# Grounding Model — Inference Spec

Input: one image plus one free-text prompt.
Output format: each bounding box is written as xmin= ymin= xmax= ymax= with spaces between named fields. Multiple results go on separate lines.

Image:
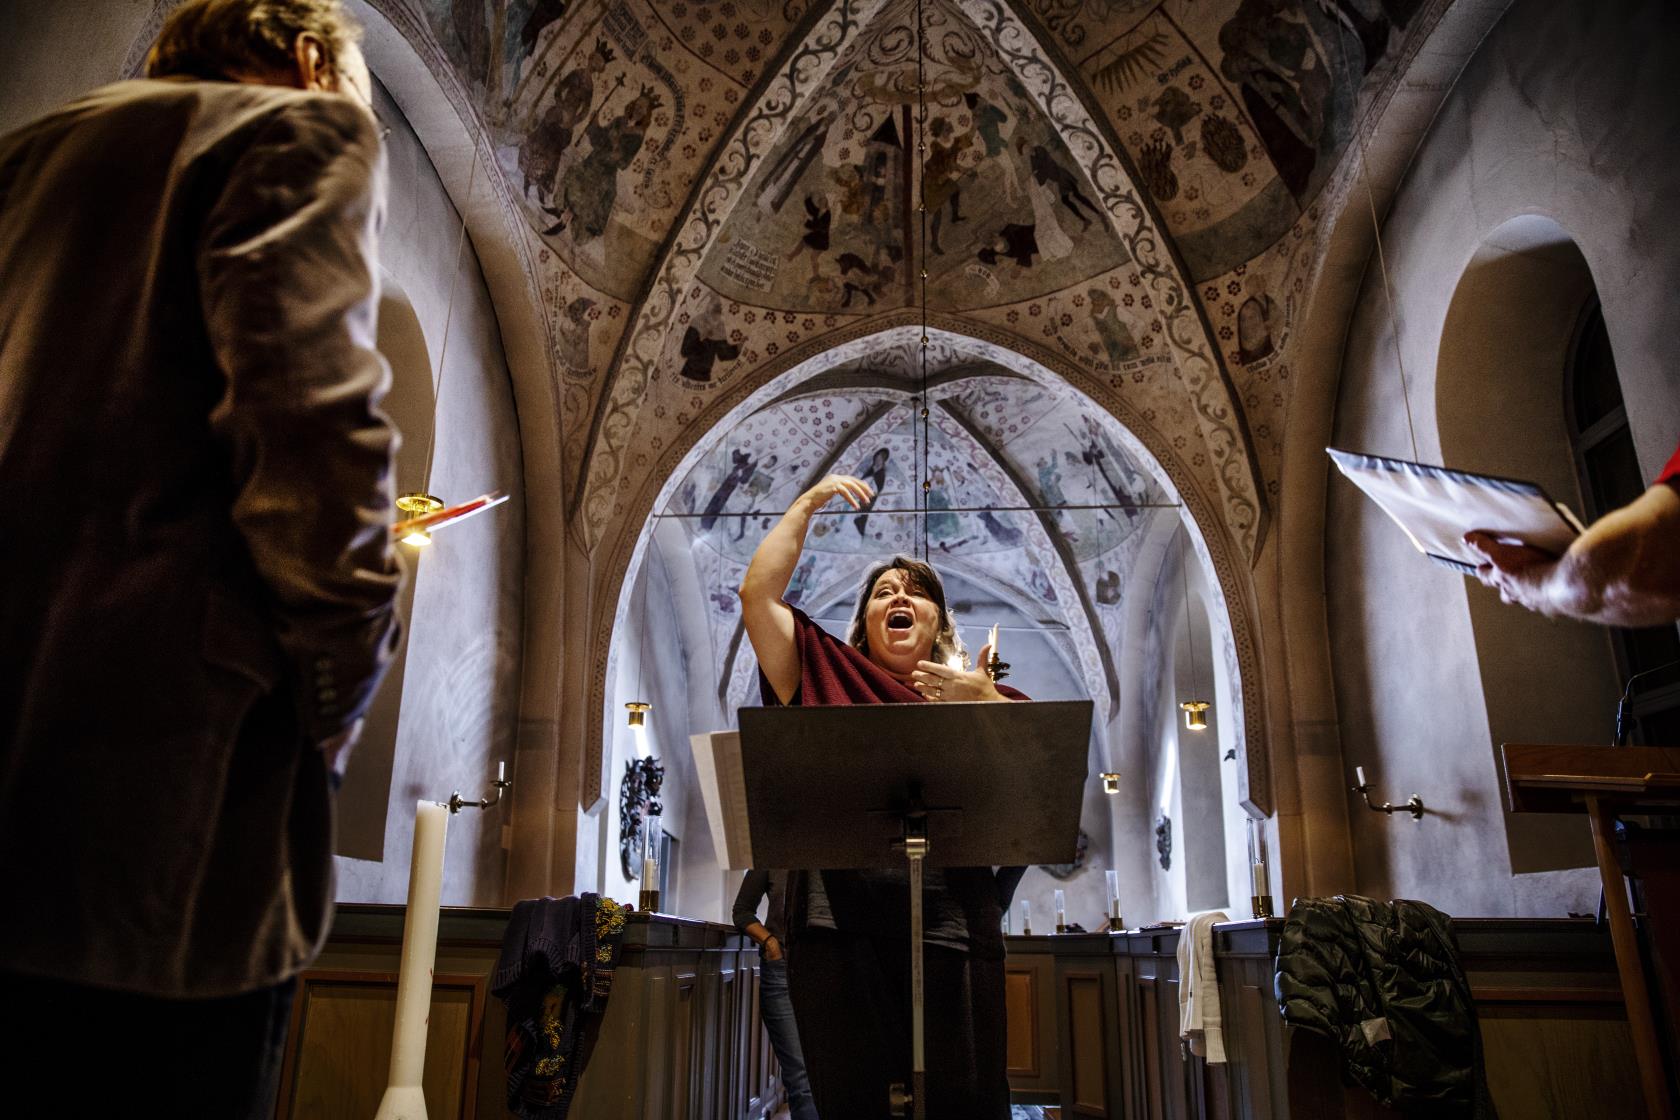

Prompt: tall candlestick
xmin=1106 ymin=869 xmax=1123 ymax=932
xmin=640 ymin=814 xmax=662 ymax=912
xmin=374 ymin=800 xmax=449 ymax=1120
xmin=1020 ymin=899 xmax=1033 ymax=936
xmin=1247 ymin=815 xmax=1273 ymax=920
xmin=1054 ymin=889 xmax=1067 ymax=933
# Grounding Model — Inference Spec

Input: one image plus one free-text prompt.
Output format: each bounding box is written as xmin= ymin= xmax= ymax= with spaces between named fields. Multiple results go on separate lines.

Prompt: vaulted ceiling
xmin=400 ymin=0 xmax=1435 ymax=758
xmin=420 ymin=0 xmax=1427 ymax=541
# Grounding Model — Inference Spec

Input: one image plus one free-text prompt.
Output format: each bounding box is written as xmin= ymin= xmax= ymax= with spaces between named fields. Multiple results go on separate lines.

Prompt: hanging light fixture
xmin=1178 ymin=533 xmax=1211 ymax=732
xmin=624 ymin=572 xmax=654 ymax=729
xmin=395 ymin=492 xmax=444 ymax=547
xmin=1100 ymin=772 xmax=1122 ymax=794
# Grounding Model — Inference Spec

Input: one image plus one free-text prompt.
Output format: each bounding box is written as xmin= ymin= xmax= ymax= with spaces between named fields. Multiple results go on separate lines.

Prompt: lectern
xmin=732 ymin=700 xmax=1092 ymax=1120
xmin=1503 ymin=743 xmax=1680 ymax=1120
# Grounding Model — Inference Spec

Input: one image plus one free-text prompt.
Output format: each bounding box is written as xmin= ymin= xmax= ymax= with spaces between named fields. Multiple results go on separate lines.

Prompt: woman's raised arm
xmin=738 ymin=474 xmax=874 ymax=703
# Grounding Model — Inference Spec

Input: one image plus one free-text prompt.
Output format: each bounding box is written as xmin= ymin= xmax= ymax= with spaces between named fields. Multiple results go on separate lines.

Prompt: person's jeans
xmin=761 ymin=957 xmax=820 ymax=1120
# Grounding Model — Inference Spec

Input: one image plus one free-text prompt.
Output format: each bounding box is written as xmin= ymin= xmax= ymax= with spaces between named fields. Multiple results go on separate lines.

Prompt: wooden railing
xmin=275 ymin=907 xmax=781 ymax=1120
xmin=281 ymin=907 xmax=1637 ymax=1118
xmin=1005 ymin=917 xmax=1644 ymax=1119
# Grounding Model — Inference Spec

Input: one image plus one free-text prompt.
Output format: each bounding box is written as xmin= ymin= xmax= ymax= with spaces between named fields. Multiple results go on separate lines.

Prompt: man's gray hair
xmin=146 ymin=0 xmax=362 ymax=83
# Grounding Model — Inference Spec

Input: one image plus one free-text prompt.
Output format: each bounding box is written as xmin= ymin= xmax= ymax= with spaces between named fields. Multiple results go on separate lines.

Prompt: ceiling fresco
xmin=408 ymin=0 xmax=1432 ymax=544
xmin=696 ymin=0 xmax=1132 ymax=313
xmin=1024 ymin=0 xmax=1425 ymax=279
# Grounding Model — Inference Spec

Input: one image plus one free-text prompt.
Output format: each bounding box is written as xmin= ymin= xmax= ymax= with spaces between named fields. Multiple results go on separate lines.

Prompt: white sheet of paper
xmin=690 ymin=730 xmax=753 ymax=870
xmin=1328 ymin=448 xmax=1584 ymax=572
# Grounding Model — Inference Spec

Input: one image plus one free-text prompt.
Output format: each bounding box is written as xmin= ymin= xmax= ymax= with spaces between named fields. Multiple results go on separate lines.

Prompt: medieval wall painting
xmin=1028 ymin=0 xmax=1424 ymax=280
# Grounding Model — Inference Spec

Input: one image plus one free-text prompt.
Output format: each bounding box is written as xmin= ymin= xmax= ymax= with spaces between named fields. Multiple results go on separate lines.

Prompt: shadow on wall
xmin=1436 ymin=214 xmax=1615 ymax=875
xmin=336 ymin=275 xmax=435 ymax=861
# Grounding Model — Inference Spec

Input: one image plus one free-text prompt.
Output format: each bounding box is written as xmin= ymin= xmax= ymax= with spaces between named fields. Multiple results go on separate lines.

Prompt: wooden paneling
xmin=1004 ymin=939 xmax=1061 ymax=1105
xmin=276 ymin=969 xmax=484 ymax=1120
xmin=1065 ymin=971 xmax=1110 ymax=1115
xmin=1006 ymin=966 xmax=1039 ymax=1075
xmin=1478 ymin=997 xmax=1642 ymax=1118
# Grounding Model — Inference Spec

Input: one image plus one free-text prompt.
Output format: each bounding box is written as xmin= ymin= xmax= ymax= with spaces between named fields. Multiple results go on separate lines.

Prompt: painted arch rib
xmin=967 ymin=0 xmax=1266 ymax=563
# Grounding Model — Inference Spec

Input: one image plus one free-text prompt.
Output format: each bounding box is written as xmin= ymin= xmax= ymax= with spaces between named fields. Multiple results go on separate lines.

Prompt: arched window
xmin=1564 ymin=299 xmax=1680 ymax=744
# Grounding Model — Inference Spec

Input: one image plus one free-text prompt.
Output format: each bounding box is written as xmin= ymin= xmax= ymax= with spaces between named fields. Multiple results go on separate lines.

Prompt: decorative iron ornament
xmin=618 ymin=756 xmax=665 ymax=880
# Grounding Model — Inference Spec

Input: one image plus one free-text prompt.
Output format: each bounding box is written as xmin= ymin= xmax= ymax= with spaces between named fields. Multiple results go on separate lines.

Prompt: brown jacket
xmin=0 ymin=78 xmax=401 ymax=997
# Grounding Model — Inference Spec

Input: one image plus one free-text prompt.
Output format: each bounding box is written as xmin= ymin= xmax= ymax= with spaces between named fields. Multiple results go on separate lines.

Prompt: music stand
xmin=736 ymin=700 xmax=1092 ymax=1120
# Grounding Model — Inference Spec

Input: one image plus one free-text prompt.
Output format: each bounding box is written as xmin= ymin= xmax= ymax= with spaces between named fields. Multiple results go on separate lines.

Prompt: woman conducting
xmin=737 ymin=473 xmax=1026 ymax=1120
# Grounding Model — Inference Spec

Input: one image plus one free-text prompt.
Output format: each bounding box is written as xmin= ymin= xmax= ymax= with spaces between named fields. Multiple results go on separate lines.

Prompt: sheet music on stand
xmin=691 ymin=730 xmax=752 ymax=870
xmin=1328 ymin=448 xmax=1586 ymax=573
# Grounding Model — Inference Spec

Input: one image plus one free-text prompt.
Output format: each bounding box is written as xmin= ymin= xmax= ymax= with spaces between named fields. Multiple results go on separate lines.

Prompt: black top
xmin=732 ymin=868 xmax=787 ymax=941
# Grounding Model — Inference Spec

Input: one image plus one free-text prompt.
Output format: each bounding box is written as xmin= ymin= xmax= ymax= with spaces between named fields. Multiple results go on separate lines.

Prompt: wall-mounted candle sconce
xmin=447 ymin=759 xmax=511 ymax=815
xmin=1352 ymin=765 xmax=1425 ymax=821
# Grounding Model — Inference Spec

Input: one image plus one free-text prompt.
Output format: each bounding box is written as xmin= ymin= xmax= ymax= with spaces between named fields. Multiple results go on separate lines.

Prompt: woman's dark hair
xmin=146 ymin=0 xmax=362 ymax=83
xmin=846 ymin=555 xmax=967 ymax=666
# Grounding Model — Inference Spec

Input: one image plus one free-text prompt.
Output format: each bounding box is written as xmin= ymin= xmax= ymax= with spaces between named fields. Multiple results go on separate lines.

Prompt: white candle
xmin=1355 ymin=765 xmax=1367 ymax=788
xmin=375 ymin=800 xmax=449 ymax=1120
xmin=1252 ymin=860 xmax=1267 ymax=899
xmin=643 ymin=856 xmax=658 ymax=887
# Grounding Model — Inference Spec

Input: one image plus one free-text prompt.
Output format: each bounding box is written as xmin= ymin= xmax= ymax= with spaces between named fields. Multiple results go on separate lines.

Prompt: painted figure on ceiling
xmin=926 ymin=467 xmax=960 ymax=543
xmin=701 ymin=449 xmax=758 ymax=532
xmin=521 ymin=38 xmax=614 ymax=202
xmin=977 ymin=223 xmax=1039 ymax=269
xmin=853 ymin=447 xmax=891 ymax=536
xmin=923 ymin=117 xmax=975 ymax=254
xmin=554 ymin=293 xmax=595 ymax=375
xmin=679 ymin=300 xmax=741 ymax=384
xmin=980 ymin=510 xmax=1023 ymax=547
xmin=965 ymin=90 xmax=1018 ymax=201
xmin=514 ymin=0 xmax=568 ymax=84
xmin=759 ymin=114 xmax=834 ymax=215
xmin=545 ymin=78 xmax=664 ymax=243
xmin=1028 ymin=144 xmax=1102 ymax=230
xmin=733 ymin=454 xmax=782 ymax=541
xmin=1217 ymin=0 xmax=1334 ymax=198
xmin=785 ymin=553 xmax=818 ymax=607
xmin=1236 ymin=290 xmax=1276 ymax=365
xmin=1088 ymin=289 xmax=1140 ymax=367
xmin=1026 ymin=157 xmax=1073 ymax=262
xmin=785 ymin=194 xmax=832 ymax=286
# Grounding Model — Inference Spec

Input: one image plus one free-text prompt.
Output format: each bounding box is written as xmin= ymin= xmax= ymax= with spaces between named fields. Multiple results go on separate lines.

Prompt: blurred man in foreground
xmin=0 ymin=1 xmax=400 ymax=1111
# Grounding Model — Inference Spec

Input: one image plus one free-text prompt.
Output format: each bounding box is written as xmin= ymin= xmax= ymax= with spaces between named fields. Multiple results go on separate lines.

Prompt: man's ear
xmin=290 ymin=32 xmax=335 ymax=92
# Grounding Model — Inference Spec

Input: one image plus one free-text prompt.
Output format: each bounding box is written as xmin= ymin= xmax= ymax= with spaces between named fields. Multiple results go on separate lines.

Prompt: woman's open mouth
xmin=886 ymin=608 xmax=915 ymax=631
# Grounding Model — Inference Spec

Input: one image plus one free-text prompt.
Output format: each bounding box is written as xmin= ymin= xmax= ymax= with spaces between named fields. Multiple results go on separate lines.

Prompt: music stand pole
xmin=901 ymin=793 xmax=929 ymax=1120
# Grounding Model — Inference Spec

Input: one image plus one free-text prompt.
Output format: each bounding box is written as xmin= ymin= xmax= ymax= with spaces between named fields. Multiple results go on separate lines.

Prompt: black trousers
xmin=787 ymin=927 xmax=1009 ymax=1120
xmin=1 ymin=972 xmax=297 ymax=1119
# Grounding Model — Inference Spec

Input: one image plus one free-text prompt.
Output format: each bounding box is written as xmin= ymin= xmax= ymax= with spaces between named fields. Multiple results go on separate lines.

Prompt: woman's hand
xmin=910 ymin=643 xmax=1007 ymax=703
xmin=799 ymin=474 xmax=875 ymax=511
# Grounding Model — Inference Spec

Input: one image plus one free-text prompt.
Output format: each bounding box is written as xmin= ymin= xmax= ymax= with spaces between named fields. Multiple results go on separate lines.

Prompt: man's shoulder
xmin=7 ymin=79 xmax=373 ymax=155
